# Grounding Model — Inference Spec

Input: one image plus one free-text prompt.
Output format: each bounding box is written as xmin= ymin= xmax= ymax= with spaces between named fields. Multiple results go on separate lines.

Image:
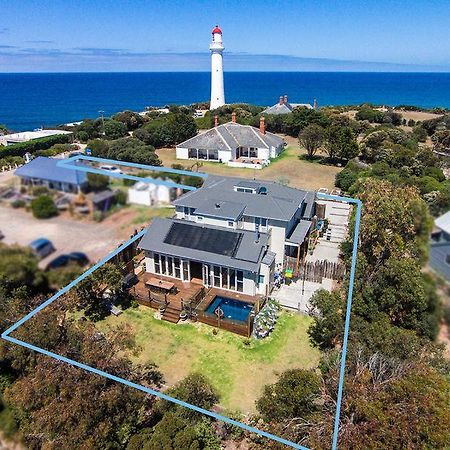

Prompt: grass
xmin=156 ymin=138 xmax=341 ymax=191
xmin=126 ymin=205 xmax=174 ymax=225
xmin=97 ymin=306 xmax=320 ymax=413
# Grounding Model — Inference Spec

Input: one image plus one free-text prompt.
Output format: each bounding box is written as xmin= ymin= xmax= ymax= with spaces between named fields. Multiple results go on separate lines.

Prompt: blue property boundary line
xmin=1 ymin=158 xmax=361 ymax=450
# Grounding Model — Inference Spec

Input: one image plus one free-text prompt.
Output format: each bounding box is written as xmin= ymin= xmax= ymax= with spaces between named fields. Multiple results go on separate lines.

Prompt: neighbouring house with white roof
xmin=0 ymin=129 xmax=72 ymax=146
xmin=262 ymin=95 xmax=314 ymax=115
xmin=176 ymin=114 xmax=285 ymax=169
xmin=430 ymin=210 xmax=450 ymax=281
xmin=127 ymin=181 xmax=177 ymax=207
xmin=138 ymin=175 xmax=316 ymax=298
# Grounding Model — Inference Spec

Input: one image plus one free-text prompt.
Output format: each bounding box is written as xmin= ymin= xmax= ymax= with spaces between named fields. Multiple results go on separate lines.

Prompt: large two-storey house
xmin=138 ymin=175 xmax=316 ymax=298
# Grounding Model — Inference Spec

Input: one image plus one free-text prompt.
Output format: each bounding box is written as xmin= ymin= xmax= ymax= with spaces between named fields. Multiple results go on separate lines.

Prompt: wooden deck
xmin=131 ymin=273 xmax=264 ymax=335
xmin=196 ymin=288 xmax=265 ymax=337
xmin=132 ymin=273 xmax=205 ymax=323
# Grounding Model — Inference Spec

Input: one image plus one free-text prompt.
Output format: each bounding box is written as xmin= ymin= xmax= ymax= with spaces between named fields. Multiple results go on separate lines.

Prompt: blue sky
xmin=1 ymin=0 xmax=449 ymax=72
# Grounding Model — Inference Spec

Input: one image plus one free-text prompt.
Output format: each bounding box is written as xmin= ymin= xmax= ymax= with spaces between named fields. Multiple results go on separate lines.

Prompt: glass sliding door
xmin=236 ymin=270 xmax=244 ymax=292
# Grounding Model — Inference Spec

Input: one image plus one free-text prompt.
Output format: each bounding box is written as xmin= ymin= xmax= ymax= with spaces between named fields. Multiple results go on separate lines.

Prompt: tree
xmin=31 ymin=195 xmax=58 ymax=219
xmin=298 ymin=124 xmax=325 ymax=158
xmin=113 ymin=110 xmax=145 ymax=131
xmin=308 ymin=290 xmax=345 ymax=350
xmin=256 ymin=369 xmax=321 ymax=422
xmin=3 ymin=310 xmax=163 ymax=450
xmin=73 ymin=263 xmax=123 ymax=320
xmin=87 ymin=172 xmax=109 ymax=191
xmin=367 ymin=257 xmax=428 ymax=331
xmin=325 ymin=125 xmax=359 ymax=161
xmin=87 ymin=138 xmax=109 ymax=156
xmin=134 ymin=113 xmax=197 ymax=148
xmin=356 ymin=179 xmax=432 ymax=268
xmin=108 ymin=138 xmax=161 ymax=165
xmin=0 ymin=245 xmax=48 ymax=296
xmin=156 ymin=373 xmax=219 ymax=420
xmin=104 ymin=119 xmax=128 ymax=140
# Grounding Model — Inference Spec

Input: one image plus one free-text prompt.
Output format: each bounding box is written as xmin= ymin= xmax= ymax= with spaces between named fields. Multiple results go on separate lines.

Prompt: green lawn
xmin=97 ymin=306 xmax=320 ymax=413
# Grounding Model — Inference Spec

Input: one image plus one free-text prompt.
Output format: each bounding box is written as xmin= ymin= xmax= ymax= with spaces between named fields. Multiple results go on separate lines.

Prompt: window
xmin=229 ymin=269 xmax=236 ymax=290
xmin=154 ymin=253 xmax=161 ymax=274
xmin=228 ymin=221 xmax=234 ymax=227
xmin=183 ymin=261 xmax=189 ymax=281
xmin=236 ymin=270 xmax=244 ymax=292
xmin=213 ymin=266 xmax=221 ymax=287
xmin=197 ymin=216 xmax=203 ymax=222
xmin=221 ymin=267 xmax=229 ymax=289
xmin=174 ymin=258 xmax=181 ymax=278
xmin=167 ymin=256 xmax=173 ymax=276
xmin=258 ymin=274 xmax=265 ymax=285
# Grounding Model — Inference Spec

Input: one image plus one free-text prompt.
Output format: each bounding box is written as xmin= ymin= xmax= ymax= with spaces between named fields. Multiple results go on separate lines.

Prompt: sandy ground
xmin=342 ymin=109 xmax=442 ymax=123
xmin=0 ymin=205 xmax=122 ymax=267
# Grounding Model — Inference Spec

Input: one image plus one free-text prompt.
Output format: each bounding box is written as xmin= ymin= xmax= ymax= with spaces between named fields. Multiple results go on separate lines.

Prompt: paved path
xmin=0 ymin=205 xmax=122 ymax=267
xmin=274 ymin=200 xmax=351 ymax=312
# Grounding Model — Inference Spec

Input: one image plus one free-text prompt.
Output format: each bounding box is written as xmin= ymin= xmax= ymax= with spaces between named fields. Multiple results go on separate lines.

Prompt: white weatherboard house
xmin=138 ymin=175 xmax=316 ymax=297
xmin=176 ymin=115 xmax=285 ymax=168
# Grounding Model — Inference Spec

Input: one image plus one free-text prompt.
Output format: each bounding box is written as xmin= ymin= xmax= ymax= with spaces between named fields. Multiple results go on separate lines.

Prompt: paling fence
xmin=298 ymin=260 xmax=346 ymax=283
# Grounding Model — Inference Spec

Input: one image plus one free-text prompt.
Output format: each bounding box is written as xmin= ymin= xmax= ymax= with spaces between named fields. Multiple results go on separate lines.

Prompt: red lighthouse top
xmin=212 ymin=25 xmax=222 ymax=35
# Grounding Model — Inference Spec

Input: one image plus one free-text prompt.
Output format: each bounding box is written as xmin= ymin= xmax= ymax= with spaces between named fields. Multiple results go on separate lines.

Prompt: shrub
xmin=87 ymin=172 xmax=109 ymax=191
xmin=115 ymin=190 xmax=127 ymax=205
xmin=31 ymin=195 xmax=58 ymax=219
xmin=0 ymin=133 xmax=71 ymax=158
xmin=11 ymin=199 xmax=26 ymax=208
xmin=32 ymin=186 xmax=50 ymax=196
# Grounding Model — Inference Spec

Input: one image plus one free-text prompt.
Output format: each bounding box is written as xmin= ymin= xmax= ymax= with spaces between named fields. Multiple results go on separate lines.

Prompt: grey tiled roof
xmin=262 ymin=250 xmax=276 ymax=266
xmin=138 ymin=218 xmax=269 ymax=272
xmin=176 ymin=122 xmax=284 ymax=150
xmin=286 ymin=220 xmax=312 ymax=245
xmin=195 ymin=201 xmax=245 ymax=221
xmin=262 ymin=102 xmax=313 ymax=115
xmin=174 ymin=175 xmax=316 ymax=222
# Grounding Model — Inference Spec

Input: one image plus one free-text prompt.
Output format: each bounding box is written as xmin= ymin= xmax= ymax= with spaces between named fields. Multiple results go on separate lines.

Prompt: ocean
xmin=1 ymin=72 xmax=449 ymax=131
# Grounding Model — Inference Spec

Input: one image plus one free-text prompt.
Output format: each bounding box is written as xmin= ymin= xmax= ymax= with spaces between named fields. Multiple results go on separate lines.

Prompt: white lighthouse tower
xmin=209 ymin=25 xmax=225 ymax=110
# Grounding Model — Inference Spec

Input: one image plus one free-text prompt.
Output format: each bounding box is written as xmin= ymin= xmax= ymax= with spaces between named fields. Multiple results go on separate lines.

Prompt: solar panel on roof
xmin=164 ymin=222 xmax=242 ymax=256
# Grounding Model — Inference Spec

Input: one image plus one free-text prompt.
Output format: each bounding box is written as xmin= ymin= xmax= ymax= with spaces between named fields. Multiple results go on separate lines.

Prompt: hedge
xmin=0 ymin=133 xmax=71 ymax=158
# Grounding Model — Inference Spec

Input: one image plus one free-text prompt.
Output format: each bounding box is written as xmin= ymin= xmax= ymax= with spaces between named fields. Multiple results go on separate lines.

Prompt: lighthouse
xmin=209 ymin=25 xmax=225 ymax=110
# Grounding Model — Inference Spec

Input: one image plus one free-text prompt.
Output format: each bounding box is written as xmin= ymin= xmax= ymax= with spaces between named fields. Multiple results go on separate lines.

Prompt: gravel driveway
xmin=0 ymin=205 xmax=122 ymax=268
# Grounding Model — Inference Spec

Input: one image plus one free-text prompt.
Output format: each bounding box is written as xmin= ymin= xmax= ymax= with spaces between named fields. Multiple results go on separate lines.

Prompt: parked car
xmin=68 ymin=252 xmax=89 ymax=266
xmin=100 ymin=165 xmax=122 ymax=174
xmin=29 ymin=238 xmax=55 ymax=259
xmin=45 ymin=254 xmax=71 ymax=270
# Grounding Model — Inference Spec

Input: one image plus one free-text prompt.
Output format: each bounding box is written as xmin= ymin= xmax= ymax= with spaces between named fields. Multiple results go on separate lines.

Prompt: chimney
xmin=313 ymin=99 xmax=317 ymax=109
xmin=231 ymin=111 xmax=236 ymax=123
xmin=284 ymin=95 xmax=288 ymax=104
xmin=279 ymin=95 xmax=284 ymax=105
xmin=259 ymin=116 xmax=266 ymax=134
xmin=214 ymin=115 xmax=219 ymax=127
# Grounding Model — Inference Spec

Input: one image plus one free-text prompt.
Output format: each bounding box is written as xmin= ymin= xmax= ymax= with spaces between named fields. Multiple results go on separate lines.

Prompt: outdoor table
xmin=146 ymin=277 xmax=175 ymax=293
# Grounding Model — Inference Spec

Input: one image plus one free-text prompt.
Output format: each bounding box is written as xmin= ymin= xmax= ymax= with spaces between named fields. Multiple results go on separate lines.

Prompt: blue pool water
xmin=205 ymin=296 xmax=253 ymax=323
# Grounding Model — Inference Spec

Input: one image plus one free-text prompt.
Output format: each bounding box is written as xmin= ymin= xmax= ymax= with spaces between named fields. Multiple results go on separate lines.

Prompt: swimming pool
xmin=205 ymin=296 xmax=253 ymax=323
